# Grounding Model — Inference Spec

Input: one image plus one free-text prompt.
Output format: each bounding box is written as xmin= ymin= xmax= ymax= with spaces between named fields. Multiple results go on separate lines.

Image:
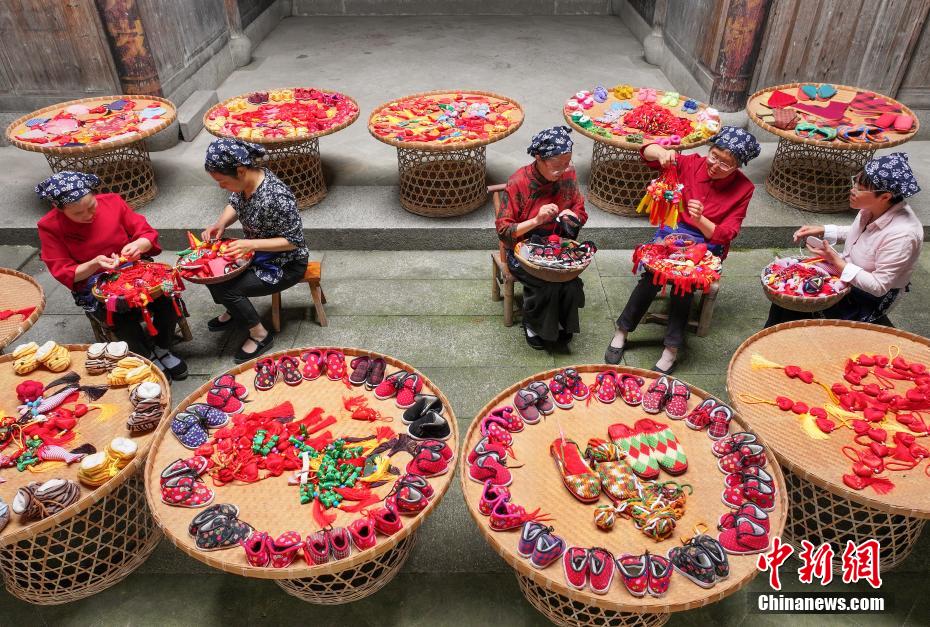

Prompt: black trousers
xmin=206 ymin=258 xmax=307 ymax=328
xmin=93 ymin=295 xmax=179 ymax=356
xmin=509 ymin=260 xmax=585 ymax=343
xmin=764 ymin=286 xmax=901 ymax=328
xmin=617 ymin=272 xmax=693 ymax=349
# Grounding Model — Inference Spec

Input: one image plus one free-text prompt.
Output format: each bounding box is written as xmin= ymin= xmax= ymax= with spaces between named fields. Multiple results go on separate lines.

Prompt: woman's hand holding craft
xmin=120 ymin=238 xmax=150 ymax=262
xmin=226 ymin=239 xmax=255 ymax=258
xmin=202 ymin=223 xmax=225 ymax=242
xmin=535 ymin=203 xmax=559 ymax=225
xmin=657 ymin=148 xmax=677 ymax=169
xmin=807 ymin=239 xmax=846 ymax=272
xmin=686 ymin=199 xmax=704 ymax=220
xmin=95 ymin=254 xmax=120 ymax=271
xmin=793 ymin=224 xmax=825 ymax=243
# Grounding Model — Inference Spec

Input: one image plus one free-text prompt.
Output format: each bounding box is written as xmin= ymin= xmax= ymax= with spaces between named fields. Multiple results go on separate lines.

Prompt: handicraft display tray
xmin=203 ymin=88 xmax=360 ymax=144
xmin=562 ymin=86 xmax=716 ymax=151
xmin=728 ymin=321 xmax=930 ymax=518
xmin=0 ymin=345 xmax=169 ymax=545
xmin=368 ymin=90 xmax=525 ymax=150
xmin=460 ymin=365 xmax=787 ymax=613
xmin=746 ymin=83 xmax=918 ymax=149
xmin=175 ymin=236 xmax=253 ymax=286
xmin=760 ymin=257 xmax=849 ymax=313
xmin=0 ymin=268 xmax=46 ymax=352
xmin=144 ymin=347 xmax=458 ymax=579
xmin=513 ymin=239 xmax=595 ymax=283
xmin=5 ymin=96 xmax=176 ymax=154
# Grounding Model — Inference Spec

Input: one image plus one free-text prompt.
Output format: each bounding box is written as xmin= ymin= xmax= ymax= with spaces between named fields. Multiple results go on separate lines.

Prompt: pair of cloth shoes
xmin=13 ymin=341 xmax=72 ymax=375
xmin=615 ymin=552 xmax=673 ymax=598
xmin=584 ymin=439 xmax=642 ymax=503
xmin=513 ymin=382 xmax=554 ymax=424
xmin=85 ymin=341 xmax=128 ymax=375
xmin=254 ymin=355 xmax=303 ymax=390
xmin=11 ymin=478 xmax=80 ymax=521
xmin=160 ymin=456 xmax=215 ymax=508
xmin=548 ymin=368 xmax=589 ymax=409
xmin=518 ymin=521 xmax=565 ymax=569
xmin=717 ymin=502 xmax=771 ymax=554
xmin=206 ymin=374 xmax=249 ymax=413
xmin=374 ymin=370 xmax=423 ymax=409
xmin=77 ymin=437 xmax=137 ymax=487
xmin=127 ymin=381 xmax=165 ymax=433
xmin=563 ymin=546 xmax=615 ymax=594
xmin=171 ymin=403 xmax=229 ymax=449
xmin=348 ymin=355 xmax=387 ymax=389
xmin=722 ymin=464 xmax=777 ymax=512
xmin=668 ymin=534 xmax=729 ymax=589
xmin=303 ymin=527 xmax=353 ymax=565
xmin=642 ymin=376 xmax=690 ymax=418
xmin=189 ymin=503 xmax=253 ymax=551
xmin=387 ymin=473 xmax=435 ymax=515
xmin=299 ymin=349 xmax=346 ymax=381
xmin=591 ymin=371 xmax=644 ymax=405
xmin=403 ymin=396 xmax=451 ymax=440
xmin=478 ymin=479 xmax=550 ymax=532
xmin=607 ymin=418 xmax=688 ymax=479
xmin=478 ymin=406 xmax=523 ymax=448
xmin=406 ymin=440 xmax=453 ymax=477
xmin=682 ymin=397 xmax=734 ymax=438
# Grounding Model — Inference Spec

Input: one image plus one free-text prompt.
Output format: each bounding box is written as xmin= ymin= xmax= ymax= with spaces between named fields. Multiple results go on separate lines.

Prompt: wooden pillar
xmin=94 ymin=0 xmax=163 ymax=96
xmin=707 ymin=0 xmax=773 ymax=112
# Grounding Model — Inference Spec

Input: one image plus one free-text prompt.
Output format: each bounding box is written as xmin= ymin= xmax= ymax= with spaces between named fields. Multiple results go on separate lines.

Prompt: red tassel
xmin=312 ymin=499 xmax=338 ymax=527
xmin=339 ymin=495 xmax=381 ymax=512
xmin=172 ymin=297 xmax=183 ymax=317
xmin=141 ymin=308 xmax=157 ymax=335
xmin=335 ymin=486 xmax=373 ymax=501
xmin=375 ymin=426 xmax=396 ymax=441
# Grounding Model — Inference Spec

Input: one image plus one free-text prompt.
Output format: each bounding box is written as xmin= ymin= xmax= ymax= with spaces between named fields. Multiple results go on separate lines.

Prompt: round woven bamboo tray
xmin=0 ymin=268 xmax=46 ymax=352
xmin=512 ymin=241 xmax=592 ymax=283
xmin=0 ymin=345 xmax=169 ymax=603
xmin=144 ymin=347 xmax=458 ymax=602
xmin=728 ymin=321 xmax=930 ymax=572
xmin=761 ymin=279 xmax=849 ymax=313
xmin=747 ymin=83 xmax=918 ymax=213
xmin=90 ymin=261 xmax=177 ymax=304
xmin=460 ymin=365 xmax=788 ymax=623
xmin=176 ymin=251 xmax=253 ymax=286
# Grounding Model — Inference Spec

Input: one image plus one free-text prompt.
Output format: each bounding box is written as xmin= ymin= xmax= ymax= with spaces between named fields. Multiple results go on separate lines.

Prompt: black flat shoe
xmin=652 ymin=361 xmax=676 ymax=375
xmin=164 ymin=357 xmax=189 ymax=381
xmin=604 ymin=344 xmax=625 ymax=365
xmin=402 ymin=395 xmax=444 ymax=424
xmin=234 ymin=334 xmax=275 ymax=364
xmin=208 ymin=315 xmax=234 ymax=332
xmin=557 ymin=330 xmax=574 ymax=344
xmin=408 ymin=410 xmax=452 ymax=440
xmin=524 ymin=326 xmax=545 ymax=351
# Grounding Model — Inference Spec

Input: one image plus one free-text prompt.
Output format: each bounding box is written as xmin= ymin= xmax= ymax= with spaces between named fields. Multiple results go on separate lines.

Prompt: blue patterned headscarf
xmin=710 ymin=126 xmax=761 ymax=166
xmin=204 ymin=138 xmax=267 ymax=172
xmin=864 ymin=153 xmax=920 ymax=198
xmin=35 ymin=171 xmax=100 ymax=206
xmin=528 ymin=126 xmax=574 ymax=159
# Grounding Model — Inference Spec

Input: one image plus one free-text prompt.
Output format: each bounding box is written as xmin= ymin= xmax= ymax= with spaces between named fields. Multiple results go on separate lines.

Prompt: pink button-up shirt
xmin=823 ymin=202 xmax=923 ymax=297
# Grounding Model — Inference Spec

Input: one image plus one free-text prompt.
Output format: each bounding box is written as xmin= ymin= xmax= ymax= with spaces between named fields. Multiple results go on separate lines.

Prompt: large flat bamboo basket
xmin=368 ymin=90 xmax=525 ymax=151
xmin=5 ymin=95 xmax=177 ymax=155
xmin=459 ymin=365 xmax=788 ymax=614
xmin=728 ymin=320 xmax=930 ymax=518
xmin=0 ymin=268 xmax=46 ymax=352
xmin=144 ymin=346 xmax=458 ymax=580
xmin=562 ymin=87 xmax=713 ymax=151
xmin=0 ymin=345 xmax=170 ymax=546
xmin=746 ymin=83 xmax=918 ymax=150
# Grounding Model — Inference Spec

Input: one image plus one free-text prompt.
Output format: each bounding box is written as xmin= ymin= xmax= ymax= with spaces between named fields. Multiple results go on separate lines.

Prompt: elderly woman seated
xmin=495 ymin=126 xmax=588 ymax=350
xmin=766 ymin=153 xmax=922 ymax=327
xmin=604 ymin=126 xmax=761 ymax=374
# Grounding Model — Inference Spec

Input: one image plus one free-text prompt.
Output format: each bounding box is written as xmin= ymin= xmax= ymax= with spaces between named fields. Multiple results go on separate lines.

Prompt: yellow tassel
xmin=798 ymin=413 xmax=830 ymax=440
xmin=635 ymin=195 xmax=652 ymax=217
xmin=750 ymin=354 xmax=783 ymax=371
xmin=28 ymin=461 xmax=66 ymax=473
xmin=360 ymin=456 xmax=393 ymax=484
xmin=87 ymin=403 xmax=119 ymax=423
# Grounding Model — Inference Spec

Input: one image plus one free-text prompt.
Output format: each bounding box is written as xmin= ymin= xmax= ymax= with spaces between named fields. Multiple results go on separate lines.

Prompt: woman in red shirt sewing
xmin=495 ymin=126 xmax=588 ymax=350
xmin=36 ymin=171 xmax=188 ymax=380
xmin=604 ymin=126 xmax=760 ymax=374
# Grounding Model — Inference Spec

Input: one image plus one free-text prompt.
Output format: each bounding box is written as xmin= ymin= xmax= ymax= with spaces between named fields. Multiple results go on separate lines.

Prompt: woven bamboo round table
xmin=368 ymin=90 xmax=524 ymax=217
xmin=204 ymin=89 xmax=359 ymax=209
xmin=460 ymin=365 xmax=787 ymax=627
xmin=746 ymin=83 xmax=919 ymax=213
xmin=5 ymin=96 xmax=177 ymax=209
xmin=728 ymin=321 xmax=930 ymax=573
xmin=0 ymin=345 xmax=169 ymax=604
xmin=563 ymin=88 xmax=714 ymax=216
xmin=0 ymin=268 xmax=45 ymax=352
xmin=144 ymin=347 xmax=458 ymax=604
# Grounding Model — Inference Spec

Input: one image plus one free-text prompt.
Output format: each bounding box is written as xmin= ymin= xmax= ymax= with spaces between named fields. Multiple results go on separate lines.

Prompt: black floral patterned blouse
xmin=229 ymin=168 xmax=308 ymax=284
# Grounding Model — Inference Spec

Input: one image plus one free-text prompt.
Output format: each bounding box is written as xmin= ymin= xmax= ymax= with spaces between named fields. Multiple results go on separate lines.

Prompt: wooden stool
xmin=86 ymin=313 xmax=193 ymax=343
xmin=642 ymin=280 xmax=720 ymax=338
xmin=489 ymin=185 xmax=520 ymax=327
xmin=270 ymin=261 xmax=328 ymax=332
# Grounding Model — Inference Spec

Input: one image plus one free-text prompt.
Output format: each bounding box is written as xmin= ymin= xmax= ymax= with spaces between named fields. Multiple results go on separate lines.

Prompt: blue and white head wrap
xmin=864 ymin=153 xmax=920 ymax=198
xmin=710 ymin=126 xmax=761 ymax=166
xmin=528 ymin=126 xmax=574 ymax=159
xmin=204 ymin=138 xmax=267 ymax=172
xmin=34 ymin=171 xmax=100 ymax=206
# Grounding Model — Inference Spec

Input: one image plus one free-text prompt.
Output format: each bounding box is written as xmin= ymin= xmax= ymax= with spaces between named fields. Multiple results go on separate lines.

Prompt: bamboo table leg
xmin=782 ymin=467 xmax=926 ymax=573
xmin=396 ymin=146 xmax=488 ymax=217
xmin=44 ymin=140 xmax=158 ymax=209
xmin=765 ymin=139 xmax=875 ymax=213
xmin=587 ymin=142 xmax=654 ymax=216
xmin=259 ymin=138 xmax=327 ymax=209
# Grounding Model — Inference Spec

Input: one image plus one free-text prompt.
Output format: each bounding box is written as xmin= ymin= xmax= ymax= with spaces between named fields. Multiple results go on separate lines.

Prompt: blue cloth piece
xmin=205 ymin=138 xmax=267 ymax=172
xmin=864 ymin=152 xmax=920 ymax=198
xmin=710 ymin=126 xmax=761 ymax=165
xmin=527 ymin=125 xmax=573 ymax=158
xmin=251 ymin=251 xmax=285 ymax=284
xmin=34 ymin=171 xmax=100 ymax=205
xmin=652 ymin=224 xmax=723 ymax=257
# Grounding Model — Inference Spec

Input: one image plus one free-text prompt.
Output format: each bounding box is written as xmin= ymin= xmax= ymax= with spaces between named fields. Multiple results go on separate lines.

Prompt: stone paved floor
xmin=1 ymin=244 xmax=929 ymax=625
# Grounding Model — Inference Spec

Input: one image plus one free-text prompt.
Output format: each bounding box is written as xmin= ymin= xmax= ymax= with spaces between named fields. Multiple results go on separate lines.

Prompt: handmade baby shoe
xmin=593 ymin=371 xmax=618 ymax=404
xmin=527 ymin=381 xmax=554 ymax=416
xmin=585 ymin=439 xmax=641 ymax=502
xmin=724 ymin=466 xmax=774 ymax=489
xmin=518 ymin=522 xmax=552 ymax=558
xmin=195 ymin=515 xmax=253 ymax=552
xmin=722 ymin=477 xmax=776 ymax=511
xmin=562 ymin=368 xmax=589 ymax=401
xmin=304 ymin=530 xmax=332 ymax=565
xmin=608 ymin=423 xmax=660 ymax=480
xmin=277 ymin=355 xmax=303 ymax=386
xmin=717 ymin=517 xmax=770 ymax=555
xmin=468 ymin=453 xmax=512 ymax=486
xmin=480 ymin=415 xmax=514 ymax=448
xmin=408 ymin=410 xmax=452 ymax=442
xmin=587 ymin=547 xmax=616 ymax=595
xmin=85 ymin=343 xmax=110 ymax=375
xmin=349 ymin=355 xmax=373 ymax=386
xmin=324 ymin=350 xmax=347 ymax=381
xmin=190 ymin=503 xmax=240 ymax=537
xmin=12 ymin=342 xmax=39 ymax=375
xmin=407 ymin=446 xmax=449 ymax=477
xmin=12 ymin=479 xmax=81 ymax=521
xmin=395 ymin=373 xmax=423 ymax=409
xmin=328 ymin=527 xmax=352 ymax=561
xmin=241 ymin=531 xmax=271 ymax=567
xmin=707 ymin=403 xmax=734 ymax=440
xmin=253 ymin=358 xmax=279 ymax=392
xmin=348 ymin=517 xmax=377 ymax=550
xmin=127 ymin=381 xmax=165 ymax=433
xmin=718 ymin=444 xmax=767 ymax=474
xmin=664 ymin=379 xmax=691 ymax=419
xmin=172 ymin=403 xmax=228 ymax=449
xmin=718 ymin=502 xmax=770 ymax=534
xmin=617 ymin=374 xmax=645 ymax=406
xmin=479 ymin=480 xmax=510 ymax=516
xmin=77 ymin=438 xmax=137 ymax=487
xmin=616 ymin=553 xmax=649 ymax=597
xmin=642 ymin=376 xmax=670 ymax=414
xmin=514 ymin=388 xmax=542 ymax=423
xmin=634 ymin=418 xmax=688 ymax=475
xmin=563 ymin=546 xmax=589 ymax=590
xmin=374 ymin=370 xmax=409 ymax=401
xmin=712 ymin=432 xmax=757 ymax=457
xmin=531 ymin=530 xmax=566 ymax=569
xmin=161 ymin=474 xmax=214 ymax=508
xmin=548 ymin=375 xmax=575 ymax=409
xmin=684 ymin=398 xmax=717 ymax=429
xmin=690 ymin=535 xmax=729 ymax=580
xmin=467 ymin=436 xmax=508 ymax=465
xmin=160 ymin=456 xmax=209 ymax=484
xmin=646 ymin=553 xmax=673 ymax=597
xmin=388 ymin=481 xmax=430 ymax=515
xmin=266 ymin=530 xmax=303 ymax=566
xmin=366 ymin=357 xmax=386 ymax=389
xmin=36 ymin=341 xmax=71 ymax=372
xmin=300 ymin=349 xmax=324 ymax=380
xmin=402 ymin=395 xmax=443 ymax=424
xmin=370 ymin=506 xmax=403 ymax=536
xmin=550 ymin=438 xmax=601 ymax=503
xmin=668 ymin=543 xmax=717 ymax=588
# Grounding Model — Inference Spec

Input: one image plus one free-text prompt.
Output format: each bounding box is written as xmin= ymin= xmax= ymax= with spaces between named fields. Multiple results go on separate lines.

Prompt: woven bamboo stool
xmin=642 ymin=280 xmax=720 ymax=338
xmin=0 ymin=268 xmax=46 ymax=352
xmin=0 ymin=345 xmax=169 ymax=604
xmin=461 ymin=365 xmax=788 ymax=626
xmin=746 ymin=83 xmax=918 ymax=214
xmin=144 ymin=347 xmax=458 ymax=604
xmin=562 ymin=87 xmax=714 ymax=216
xmin=728 ymin=321 xmax=930 ymax=573
xmin=369 ymin=91 xmax=524 ymax=218
xmin=5 ymin=96 xmax=176 ymax=209
xmin=203 ymin=89 xmax=360 ymax=210
xmin=270 ymin=260 xmax=328 ymax=332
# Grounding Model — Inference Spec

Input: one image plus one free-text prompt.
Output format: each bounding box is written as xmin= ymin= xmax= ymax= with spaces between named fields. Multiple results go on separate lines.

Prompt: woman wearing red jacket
xmin=36 ymin=171 xmax=187 ymax=380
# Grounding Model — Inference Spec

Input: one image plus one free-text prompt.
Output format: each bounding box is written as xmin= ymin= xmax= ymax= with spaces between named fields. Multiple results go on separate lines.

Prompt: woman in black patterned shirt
xmin=202 ymin=138 xmax=309 ymax=363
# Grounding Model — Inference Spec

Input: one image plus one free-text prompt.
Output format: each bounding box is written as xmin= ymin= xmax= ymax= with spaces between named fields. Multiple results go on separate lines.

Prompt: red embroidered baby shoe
xmin=212 ymin=374 xmax=248 ymax=400
xmin=300 ymin=349 xmax=324 ymax=380
xmin=161 ymin=456 xmax=209 ymax=485
xmin=397 ymin=472 xmax=434 ymax=498
xmin=593 ymin=371 xmax=618 ymax=404
xmin=206 ymin=385 xmax=244 ymax=414
xmin=707 ymin=404 xmax=734 ymax=440
xmin=374 ymin=370 xmax=408 ymax=400
xmin=563 ymin=546 xmax=589 ymax=590
xmin=348 ymin=517 xmax=377 ymax=551
xmin=664 ymin=378 xmax=690 ymax=419
xmin=587 ymin=547 xmax=615 ymax=594
xmin=406 ymin=447 xmax=450 ymax=477
xmin=467 ymin=436 xmax=507 ymax=465
xmin=161 ymin=475 xmax=214 ymax=508
xmin=488 ymin=406 xmax=524 ymax=432
xmin=395 ymin=373 xmax=423 ymax=409
xmin=388 ymin=483 xmax=429 ymax=515
xmin=468 ymin=453 xmax=512 ymax=486
xmin=684 ymin=398 xmax=717 ymax=429
xmin=718 ymin=502 xmax=770 ymax=533
xmin=253 ymin=358 xmax=279 ymax=392
xmin=528 ymin=381 xmax=555 ymax=416
xmin=712 ymin=432 xmax=757 ymax=457
xmin=489 ymin=500 xmax=544 ymax=531
xmin=371 ymin=506 xmax=403 ymax=536
xmin=563 ymin=368 xmax=589 ymax=401
xmin=269 ymin=531 xmax=303 ymax=567
xmin=642 ymin=376 xmax=670 ymax=414
xmin=618 ymin=374 xmax=645 ymax=406
xmin=724 ymin=466 xmax=774 ymax=488
xmin=548 ymin=374 xmax=574 ymax=409
xmin=277 ymin=355 xmax=303 ymax=386
xmin=328 ymin=527 xmax=351 ymax=561
xmin=616 ymin=553 xmax=648 ymax=597
xmin=717 ymin=517 xmax=770 ymax=555
xmin=241 ymin=531 xmax=271 ymax=567
xmin=415 ymin=440 xmax=453 ymax=463
xmin=324 ymin=350 xmax=346 ymax=381
xmin=480 ymin=415 xmax=514 ymax=447
xmin=718 ymin=444 xmax=767 ymax=474
xmin=304 ymin=530 xmax=330 ymax=565
xmin=722 ymin=477 xmax=776 ymax=511
xmin=646 ymin=553 xmax=673 ymax=598
xmin=479 ymin=480 xmax=510 ymax=516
